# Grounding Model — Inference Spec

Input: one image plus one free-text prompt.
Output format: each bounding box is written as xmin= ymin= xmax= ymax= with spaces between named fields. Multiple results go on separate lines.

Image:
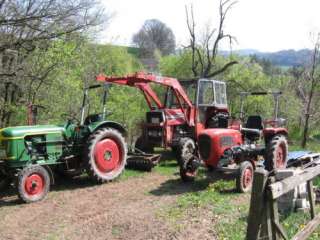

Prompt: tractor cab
xmin=80 ymin=84 xmax=109 ymax=126
xmin=196 ymin=79 xmax=229 ymax=129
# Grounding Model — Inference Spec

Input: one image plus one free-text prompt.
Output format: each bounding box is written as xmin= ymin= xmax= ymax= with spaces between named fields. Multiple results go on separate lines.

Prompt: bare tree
xmin=301 ymin=34 xmax=320 ymax=148
xmin=133 ymin=19 xmax=176 ymax=58
xmin=0 ymin=0 xmax=108 ymax=126
xmin=185 ymin=0 xmax=238 ymax=79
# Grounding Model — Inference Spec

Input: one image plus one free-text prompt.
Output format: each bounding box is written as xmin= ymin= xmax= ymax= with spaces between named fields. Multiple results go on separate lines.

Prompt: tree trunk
xmin=301 ymin=113 xmax=310 ymax=148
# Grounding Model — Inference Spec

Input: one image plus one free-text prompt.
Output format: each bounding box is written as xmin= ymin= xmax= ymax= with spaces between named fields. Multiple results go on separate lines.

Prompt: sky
xmin=99 ymin=0 xmax=320 ymax=52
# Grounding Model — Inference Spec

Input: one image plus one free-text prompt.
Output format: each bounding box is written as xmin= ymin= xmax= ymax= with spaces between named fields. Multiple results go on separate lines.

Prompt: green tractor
xmin=0 ymin=84 xmax=127 ymax=203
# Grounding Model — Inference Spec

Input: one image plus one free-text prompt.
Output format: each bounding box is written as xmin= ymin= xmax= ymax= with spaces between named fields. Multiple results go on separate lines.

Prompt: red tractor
xmin=181 ymin=91 xmax=288 ymax=192
xmin=96 ymin=72 xmax=229 ymax=164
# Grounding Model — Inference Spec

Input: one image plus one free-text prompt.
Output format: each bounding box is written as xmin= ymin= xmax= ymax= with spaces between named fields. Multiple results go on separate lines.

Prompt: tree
xmin=0 ymin=0 xmax=107 ymax=127
xmin=301 ymin=34 xmax=320 ymax=148
xmin=185 ymin=0 xmax=238 ymax=79
xmin=133 ymin=19 xmax=176 ymax=58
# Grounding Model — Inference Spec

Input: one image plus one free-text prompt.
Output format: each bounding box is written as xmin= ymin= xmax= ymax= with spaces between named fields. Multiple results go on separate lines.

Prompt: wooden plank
xmin=269 ymin=165 xmax=320 ymax=199
xmin=267 ymin=180 xmax=288 ymax=240
xmin=259 ymin=205 xmax=272 ymax=240
xmin=246 ymin=169 xmax=269 ymax=240
xmin=291 ymin=213 xmax=320 ymax=240
xmin=273 ymin=221 xmax=288 ymax=240
xmin=307 ymin=180 xmax=316 ymax=219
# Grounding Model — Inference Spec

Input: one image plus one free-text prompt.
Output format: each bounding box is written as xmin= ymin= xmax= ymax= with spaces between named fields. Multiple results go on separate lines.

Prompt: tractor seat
xmin=241 ymin=115 xmax=263 ymax=141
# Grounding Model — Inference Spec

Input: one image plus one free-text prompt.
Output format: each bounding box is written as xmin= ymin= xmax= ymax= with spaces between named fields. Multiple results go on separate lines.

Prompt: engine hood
xmin=0 ymin=125 xmax=65 ymax=139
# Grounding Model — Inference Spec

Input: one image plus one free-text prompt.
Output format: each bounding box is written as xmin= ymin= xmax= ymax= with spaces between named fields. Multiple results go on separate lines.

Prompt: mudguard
xmin=263 ymin=127 xmax=288 ymax=138
xmin=89 ymin=121 xmax=127 ymax=136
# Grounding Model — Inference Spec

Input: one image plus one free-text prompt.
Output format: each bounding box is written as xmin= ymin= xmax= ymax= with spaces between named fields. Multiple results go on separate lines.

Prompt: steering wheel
xmin=230 ymin=111 xmax=246 ymax=121
xmin=61 ymin=113 xmax=80 ymax=124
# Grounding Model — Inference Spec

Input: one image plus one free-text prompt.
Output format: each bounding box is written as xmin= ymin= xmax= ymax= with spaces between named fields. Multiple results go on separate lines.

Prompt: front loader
xmin=96 ymin=72 xmax=229 ymax=168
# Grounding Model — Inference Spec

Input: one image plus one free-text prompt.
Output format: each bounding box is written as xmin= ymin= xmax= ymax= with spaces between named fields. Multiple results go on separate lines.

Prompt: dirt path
xmin=0 ymin=173 xmax=216 ymax=240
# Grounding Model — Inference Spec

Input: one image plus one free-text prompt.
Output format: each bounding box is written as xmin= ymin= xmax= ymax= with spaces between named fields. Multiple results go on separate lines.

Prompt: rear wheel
xmin=236 ymin=161 xmax=254 ymax=193
xmin=17 ymin=165 xmax=50 ymax=203
xmin=265 ymin=135 xmax=288 ymax=171
xmin=85 ymin=128 xmax=127 ymax=182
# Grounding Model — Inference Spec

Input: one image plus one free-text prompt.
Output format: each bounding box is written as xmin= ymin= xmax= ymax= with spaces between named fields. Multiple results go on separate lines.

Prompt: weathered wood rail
xmin=246 ymin=162 xmax=320 ymax=240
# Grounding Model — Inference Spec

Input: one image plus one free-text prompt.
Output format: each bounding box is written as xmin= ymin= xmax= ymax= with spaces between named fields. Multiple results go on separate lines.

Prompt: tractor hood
xmin=0 ymin=125 xmax=65 ymax=139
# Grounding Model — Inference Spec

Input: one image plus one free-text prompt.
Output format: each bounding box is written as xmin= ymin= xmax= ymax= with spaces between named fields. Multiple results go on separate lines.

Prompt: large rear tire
xmin=265 ymin=135 xmax=288 ymax=171
xmin=17 ymin=165 xmax=50 ymax=203
xmin=85 ymin=128 xmax=127 ymax=183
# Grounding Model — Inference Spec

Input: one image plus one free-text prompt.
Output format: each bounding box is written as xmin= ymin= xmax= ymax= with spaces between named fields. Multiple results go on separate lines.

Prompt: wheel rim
xmin=243 ymin=167 xmax=253 ymax=189
xmin=94 ymin=138 xmax=122 ymax=173
xmin=276 ymin=142 xmax=286 ymax=169
xmin=24 ymin=173 xmax=45 ymax=196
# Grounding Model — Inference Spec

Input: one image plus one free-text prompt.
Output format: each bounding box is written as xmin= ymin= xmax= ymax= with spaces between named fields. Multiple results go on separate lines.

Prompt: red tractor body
xmin=96 ymin=72 xmax=229 ymax=161
xmin=179 ymin=91 xmax=289 ymax=193
xmin=198 ymin=128 xmax=243 ymax=168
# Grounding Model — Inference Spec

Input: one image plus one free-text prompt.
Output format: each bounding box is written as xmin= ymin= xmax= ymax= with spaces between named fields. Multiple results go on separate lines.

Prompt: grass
xmin=289 ymin=139 xmax=320 ymax=152
xmin=119 ymin=168 xmax=145 ymax=180
xmin=161 ymin=178 xmax=250 ymax=239
xmin=150 ymin=140 xmax=320 ymax=239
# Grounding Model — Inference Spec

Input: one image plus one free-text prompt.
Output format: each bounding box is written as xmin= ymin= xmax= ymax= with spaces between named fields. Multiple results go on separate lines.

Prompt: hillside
xmin=223 ymin=48 xmax=313 ymax=67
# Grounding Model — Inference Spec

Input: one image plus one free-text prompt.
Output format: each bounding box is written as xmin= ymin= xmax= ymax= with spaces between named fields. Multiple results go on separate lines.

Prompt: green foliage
xmin=159 ymin=50 xmax=309 ymax=136
xmin=160 ymin=51 xmax=194 ymax=79
xmin=7 ymin=38 xmax=146 ymax=141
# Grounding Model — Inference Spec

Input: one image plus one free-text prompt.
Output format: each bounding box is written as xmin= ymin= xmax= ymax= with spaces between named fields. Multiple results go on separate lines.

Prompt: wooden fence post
xmin=246 ymin=168 xmax=269 ymax=240
xmin=307 ymin=180 xmax=315 ymax=219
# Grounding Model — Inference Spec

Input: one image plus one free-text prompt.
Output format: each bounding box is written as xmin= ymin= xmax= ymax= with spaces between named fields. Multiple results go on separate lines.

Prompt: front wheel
xmin=265 ymin=135 xmax=288 ymax=171
xmin=17 ymin=165 xmax=50 ymax=203
xmin=180 ymin=165 xmax=197 ymax=182
xmin=85 ymin=128 xmax=127 ymax=183
xmin=236 ymin=161 xmax=254 ymax=193
xmin=179 ymin=156 xmax=199 ymax=182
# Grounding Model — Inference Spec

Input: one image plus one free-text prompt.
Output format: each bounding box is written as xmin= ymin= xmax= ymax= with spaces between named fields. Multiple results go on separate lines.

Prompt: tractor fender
xmin=263 ymin=127 xmax=288 ymax=139
xmin=89 ymin=121 xmax=127 ymax=136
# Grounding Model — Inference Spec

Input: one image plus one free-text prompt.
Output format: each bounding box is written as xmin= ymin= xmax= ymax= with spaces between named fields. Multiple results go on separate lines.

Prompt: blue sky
xmin=99 ymin=0 xmax=320 ymax=52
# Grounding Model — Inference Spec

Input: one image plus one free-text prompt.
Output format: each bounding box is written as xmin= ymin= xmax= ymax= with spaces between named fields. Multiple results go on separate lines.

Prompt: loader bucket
xmin=126 ymin=152 xmax=161 ymax=172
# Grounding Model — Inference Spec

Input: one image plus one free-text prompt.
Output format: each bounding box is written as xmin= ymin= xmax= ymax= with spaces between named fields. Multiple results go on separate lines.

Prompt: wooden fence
xmin=246 ymin=162 xmax=320 ymax=240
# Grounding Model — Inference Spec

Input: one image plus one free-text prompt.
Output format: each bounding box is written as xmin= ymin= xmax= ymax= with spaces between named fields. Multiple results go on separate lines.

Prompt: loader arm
xmin=96 ymin=72 xmax=195 ymax=125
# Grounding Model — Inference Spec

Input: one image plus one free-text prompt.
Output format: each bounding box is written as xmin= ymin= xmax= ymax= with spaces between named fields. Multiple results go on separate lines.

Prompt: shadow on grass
xmin=149 ymin=170 xmax=236 ymax=196
xmin=0 ymin=175 xmax=98 ymax=207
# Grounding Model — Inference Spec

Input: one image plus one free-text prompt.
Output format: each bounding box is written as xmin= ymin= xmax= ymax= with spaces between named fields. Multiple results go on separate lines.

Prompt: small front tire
xmin=17 ymin=165 xmax=50 ymax=203
xmin=236 ymin=161 xmax=254 ymax=193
